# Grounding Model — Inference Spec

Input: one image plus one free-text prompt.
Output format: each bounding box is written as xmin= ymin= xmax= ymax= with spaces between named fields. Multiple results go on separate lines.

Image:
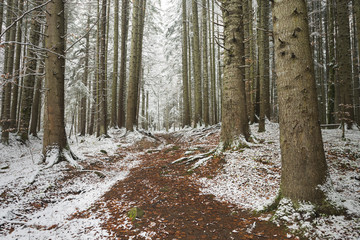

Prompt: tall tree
xmin=354 ymin=0 xmax=360 ymax=125
xmin=202 ymin=0 xmax=209 ymax=126
xmin=10 ymin=0 xmax=24 ymax=130
xmin=192 ymin=0 xmax=202 ymax=126
xmin=97 ymin=0 xmax=108 ymax=136
xmin=126 ymin=0 xmax=146 ymax=131
xmin=118 ymin=0 xmax=129 ymax=128
xmin=18 ymin=0 xmax=43 ymax=142
xmin=80 ymin=14 xmax=91 ymax=136
xmin=182 ymin=0 xmax=190 ymax=127
xmin=220 ymin=0 xmax=251 ymax=149
xmin=1 ymin=0 xmax=15 ymax=144
xmin=111 ymin=0 xmax=120 ymax=127
xmin=272 ymin=0 xmax=328 ymax=203
xmin=336 ymin=0 xmax=354 ymax=129
xmin=29 ymin=62 xmax=44 ymax=136
xmin=258 ymin=0 xmax=270 ymax=132
xmin=42 ymin=0 xmax=72 ymax=160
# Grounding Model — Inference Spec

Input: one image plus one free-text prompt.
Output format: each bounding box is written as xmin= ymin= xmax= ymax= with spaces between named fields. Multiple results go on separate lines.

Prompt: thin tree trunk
xmin=192 ymin=0 xmax=202 ymax=126
xmin=1 ymin=0 xmax=15 ymax=143
xmin=10 ymin=0 xmax=24 ymax=131
xmin=80 ymin=14 xmax=90 ymax=136
xmin=118 ymin=0 xmax=129 ymax=128
xmin=111 ymin=0 xmax=119 ymax=127
xmin=182 ymin=0 xmax=190 ymax=127
xmin=202 ymin=0 xmax=209 ymax=126
xmin=29 ymin=63 xmax=44 ymax=136
xmin=336 ymin=0 xmax=354 ymax=129
xmin=97 ymin=0 xmax=108 ymax=136
xmin=18 ymin=0 xmax=43 ymax=142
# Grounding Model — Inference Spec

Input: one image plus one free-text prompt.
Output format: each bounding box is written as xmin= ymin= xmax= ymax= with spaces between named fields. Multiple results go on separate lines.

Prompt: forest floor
xmin=0 ymin=123 xmax=359 ymax=239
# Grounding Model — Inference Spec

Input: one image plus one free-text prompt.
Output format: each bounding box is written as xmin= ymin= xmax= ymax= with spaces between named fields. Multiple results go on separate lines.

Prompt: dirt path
xmin=73 ymin=131 xmax=294 ymax=239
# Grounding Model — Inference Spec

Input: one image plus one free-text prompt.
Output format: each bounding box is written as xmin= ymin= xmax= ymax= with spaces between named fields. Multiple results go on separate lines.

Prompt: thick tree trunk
xmin=220 ymin=0 xmax=251 ymax=149
xmin=272 ymin=0 xmax=328 ymax=203
xmin=42 ymin=0 xmax=68 ymax=158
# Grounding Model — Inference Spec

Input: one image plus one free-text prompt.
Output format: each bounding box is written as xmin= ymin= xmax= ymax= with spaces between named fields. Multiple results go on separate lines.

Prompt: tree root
xmin=172 ymin=148 xmax=216 ymax=172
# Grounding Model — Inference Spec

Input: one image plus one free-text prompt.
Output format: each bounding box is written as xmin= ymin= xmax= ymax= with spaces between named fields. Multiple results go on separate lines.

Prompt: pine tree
xmin=220 ymin=0 xmax=251 ymax=149
xmin=182 ymin=0 xmax=190 ymax=127
xmin=42 ymin=0 xmax=73 ymax=161
xmin=272 ymin=0 xmax=328 ymax=203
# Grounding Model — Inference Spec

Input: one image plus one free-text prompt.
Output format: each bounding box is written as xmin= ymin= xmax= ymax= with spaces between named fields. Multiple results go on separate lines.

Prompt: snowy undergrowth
xmin=0 ymin=128 xmax=142 ymax=239
xmin=197 ymin=123 xmax=360 ymax=239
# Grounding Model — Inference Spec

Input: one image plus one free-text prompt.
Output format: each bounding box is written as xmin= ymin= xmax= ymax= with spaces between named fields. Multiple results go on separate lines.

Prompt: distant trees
xmin=0 ymin=0 xmax=358 ymax=143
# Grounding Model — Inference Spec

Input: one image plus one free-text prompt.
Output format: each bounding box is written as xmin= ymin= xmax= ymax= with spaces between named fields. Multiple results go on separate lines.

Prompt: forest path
xmin=73 ymin=129 xmax=294 ymax=239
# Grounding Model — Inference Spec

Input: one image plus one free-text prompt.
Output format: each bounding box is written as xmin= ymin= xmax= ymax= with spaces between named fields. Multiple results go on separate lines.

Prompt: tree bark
xmin=202 ymin=0 xmax=209 ymax=126
xmin=220 ymin=0 xmax=251 ymax=149
xmin=272 ymin=0 xmax=328 ymax=203
xmin=335 ymin=0 xmax=354 ymax=129
xmin=18 ymin=0 xmax=42 ymax=142
xmin=110 ymin=0 xmax=119 ymax=128
xmin=182 ymin=0 xmax=190 ymax=127
xmin=97 ymin=0 xmax=108 ymax=137
xmin=118 ymin=0 xmax=129 ymax=128
xmin=42 ymin=0 xmax=69 ymax=158
xmin=192 ymin=0 xmax=202 ymax=126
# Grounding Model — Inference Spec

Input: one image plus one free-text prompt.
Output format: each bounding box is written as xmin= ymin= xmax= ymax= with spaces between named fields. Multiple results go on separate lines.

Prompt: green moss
xmin=262 ymin=189 xmax=283 ymax=213
xmin=127 ymin=207 xmax=144 ymax=221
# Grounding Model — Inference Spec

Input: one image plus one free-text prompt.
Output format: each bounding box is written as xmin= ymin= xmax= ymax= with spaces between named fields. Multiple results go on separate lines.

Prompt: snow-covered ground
xmin=0 ymin=124 xmax=359 ymax=239
xmin=0 ymin=129 xmax=148 ymax=239
xmin=197 ymin=122 xmax=360 ymax=239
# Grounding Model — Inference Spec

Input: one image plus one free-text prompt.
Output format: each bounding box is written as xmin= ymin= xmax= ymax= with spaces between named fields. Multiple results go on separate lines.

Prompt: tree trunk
xmin=353 ymin=0 xmax=360 ymax=125
xmin=10 ymin=0 xmax=24 ymax=131
xmin=336 ymin=0 xmax=354 ymax=129
xmin=118 ymin=0 xmax=129 ymax=128
xmin=110 ymin=0 xmax=119 ymax=128
xmin=97 ymin=0 xmax=108 ymax=137
xmin=202 ymin=0 xmax=209 ymax=126
xmin=181 ymin=0 xmax=190 ymax=127
xmin=18 ymin=0 xmax=43 ymax=142
xmin=29 ymin=63 xmax=44 ymax=136
xmin=80 ymin=14 xmax=90 ymax=136
xmin=220 ymin=0 xmax=251 ymax=149
xmin=1 ymin=0 xmax=15 ymax=144
xmin=192 ymin=0 xmax=202 ymax=126
xmin=258 ymin=0 xmax=270 ymax=132
xmin=42 ymin=0 xmax=69 ymax=159
xmin=272 ymin=0 xmax=328 ymax=203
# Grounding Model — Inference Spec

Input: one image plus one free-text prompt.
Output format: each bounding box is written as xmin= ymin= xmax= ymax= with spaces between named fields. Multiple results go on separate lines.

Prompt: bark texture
xmin=220 ymin=0 xmax=251 ymax=148
xmin=272 ymin=0 xmax=328 ymax=203
xmin=42 ymin=0 xmax=68 ymax=156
